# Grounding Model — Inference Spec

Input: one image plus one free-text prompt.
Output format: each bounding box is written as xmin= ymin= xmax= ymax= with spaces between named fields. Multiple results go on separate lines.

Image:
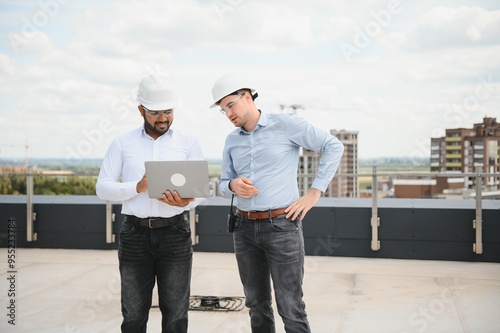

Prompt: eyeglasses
xmin=219 ymin=94 xmax=244 ymax=114
xmin=142 ymin=106 xmax=173 ymax=117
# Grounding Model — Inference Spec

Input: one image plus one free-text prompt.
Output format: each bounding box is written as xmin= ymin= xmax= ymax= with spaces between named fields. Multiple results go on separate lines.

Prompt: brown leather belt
xmin=124 ymin=213 xmax=187 ymax=228
xmin=236 ymin=208 xmax=287 ymax=220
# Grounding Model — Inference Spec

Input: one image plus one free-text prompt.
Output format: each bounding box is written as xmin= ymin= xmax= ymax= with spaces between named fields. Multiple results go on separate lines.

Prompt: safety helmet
xmin=209 ymin=74 xmax=257 ymax=108
xmin=137 ymin=74 xmax=178 ymax=110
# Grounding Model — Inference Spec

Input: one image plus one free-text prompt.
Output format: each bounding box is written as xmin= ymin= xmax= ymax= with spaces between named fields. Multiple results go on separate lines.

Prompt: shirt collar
xmin=239 ymin=110 xmax=267 ymax=134
xmin=141 ymin=126 xmax=173 ymax=139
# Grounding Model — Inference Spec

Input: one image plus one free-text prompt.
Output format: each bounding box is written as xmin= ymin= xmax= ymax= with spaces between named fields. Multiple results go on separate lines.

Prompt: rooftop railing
xmin=2 ymin=167 xmax=499 ymax=257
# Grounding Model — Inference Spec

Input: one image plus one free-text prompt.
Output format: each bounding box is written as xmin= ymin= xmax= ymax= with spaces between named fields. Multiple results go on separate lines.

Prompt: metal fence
xmin=2 ymin=167 xmax=499 ymax=257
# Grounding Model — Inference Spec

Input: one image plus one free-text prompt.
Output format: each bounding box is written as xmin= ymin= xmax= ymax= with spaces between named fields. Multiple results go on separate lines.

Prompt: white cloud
xmin=318 ymin=16 xmax=354 ymax=42
xmin=390 ymin=6 xmax=500 ymax=50
xmin=7 ymin=30 xmax=55 ymax=54
xmin=0 ymin=0 xmax=499 ymax=161
xmin=0 ymin=54 xmax=15 ymax=89
xmin=388 ymin=46 xmax=500 ymax=84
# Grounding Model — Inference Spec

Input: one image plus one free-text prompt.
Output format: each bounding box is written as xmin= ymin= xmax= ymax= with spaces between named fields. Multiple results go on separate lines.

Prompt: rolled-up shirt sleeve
xmin=218 ymin=137 xmax=237 ymax=199
xmin=311 ymin=135 xmax=344 ymax=191
xmin=288 ymin=116 xmax=344 ymax=192
xmin=96 ymin=138 xmax=139 ymax=202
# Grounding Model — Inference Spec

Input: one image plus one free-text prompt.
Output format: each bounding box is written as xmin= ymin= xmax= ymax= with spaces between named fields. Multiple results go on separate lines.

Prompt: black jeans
xmin=118 ymin=216 xmax=192 ymax=333
xmin=233 ymin=214 xmax=311 ymax=333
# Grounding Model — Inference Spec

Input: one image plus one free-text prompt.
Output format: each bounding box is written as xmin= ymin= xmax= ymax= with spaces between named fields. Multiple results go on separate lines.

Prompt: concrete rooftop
xmin=1 ymin=249 xmax=499 ymax=333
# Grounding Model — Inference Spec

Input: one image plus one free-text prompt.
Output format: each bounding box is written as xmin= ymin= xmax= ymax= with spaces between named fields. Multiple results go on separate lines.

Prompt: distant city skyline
xmin=1 ymin=1 xmax=499 ymax=161
xmin=0 ymin=156 xmax=431 ymax=170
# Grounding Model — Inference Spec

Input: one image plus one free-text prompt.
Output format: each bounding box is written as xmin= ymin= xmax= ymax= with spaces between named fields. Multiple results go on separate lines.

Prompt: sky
xmin=0 ymin=0 xmax=499 ymax=162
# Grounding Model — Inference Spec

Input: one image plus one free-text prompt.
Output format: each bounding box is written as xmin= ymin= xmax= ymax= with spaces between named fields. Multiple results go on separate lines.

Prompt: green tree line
xmin=0 ymin=175 xmax=98 ymax=195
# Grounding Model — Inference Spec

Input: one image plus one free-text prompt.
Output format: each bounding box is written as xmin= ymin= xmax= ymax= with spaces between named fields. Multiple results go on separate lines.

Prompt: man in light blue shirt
xmin=210 ymin=74 xmax=344 ymax=333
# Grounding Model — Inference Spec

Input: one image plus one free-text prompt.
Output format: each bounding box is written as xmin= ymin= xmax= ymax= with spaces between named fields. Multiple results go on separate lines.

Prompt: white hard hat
xmin=210 ymin=74 xmax=257 ymax=108
xmin=137 ymin=74 xmax=178 ymax=110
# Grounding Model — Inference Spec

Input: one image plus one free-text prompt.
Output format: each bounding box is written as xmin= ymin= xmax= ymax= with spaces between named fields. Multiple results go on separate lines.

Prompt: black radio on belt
xmin=227 ymin=194 xmax=237 ymax=233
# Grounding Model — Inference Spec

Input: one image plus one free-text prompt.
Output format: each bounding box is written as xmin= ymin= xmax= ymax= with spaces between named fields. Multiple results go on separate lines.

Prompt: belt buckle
xmin=148 ymin=218 xmax=160 ymax=228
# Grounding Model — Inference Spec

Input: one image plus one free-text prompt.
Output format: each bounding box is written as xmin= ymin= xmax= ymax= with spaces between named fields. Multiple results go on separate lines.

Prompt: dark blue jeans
xmin=118 ymin=216 xmax=192 ymax=333
xmin=233 ymin=214 xmax=311 ymax=333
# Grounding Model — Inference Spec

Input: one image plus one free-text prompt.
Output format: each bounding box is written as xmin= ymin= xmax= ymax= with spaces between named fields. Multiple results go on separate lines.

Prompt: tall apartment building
xmin=430 ymin=117 xmax=500 ymax=188
xmin=298 ymin=130 xmax=358 ymax=198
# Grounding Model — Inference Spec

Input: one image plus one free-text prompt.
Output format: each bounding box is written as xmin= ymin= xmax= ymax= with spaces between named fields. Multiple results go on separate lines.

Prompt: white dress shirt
xmin=96 ymin=126 xmax=206 ymax=218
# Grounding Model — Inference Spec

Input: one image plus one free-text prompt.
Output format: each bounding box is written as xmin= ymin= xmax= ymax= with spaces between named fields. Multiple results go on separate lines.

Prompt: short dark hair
xmin=238 ymin=89 xmax=258 ymax=101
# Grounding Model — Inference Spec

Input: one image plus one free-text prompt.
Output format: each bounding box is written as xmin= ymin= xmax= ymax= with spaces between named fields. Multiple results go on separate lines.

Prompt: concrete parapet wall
xmin=1 ymin=196 xmax=499 ymax=262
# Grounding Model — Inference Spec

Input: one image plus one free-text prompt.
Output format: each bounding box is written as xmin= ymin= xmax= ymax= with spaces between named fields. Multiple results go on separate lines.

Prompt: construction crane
xmin=0 ymin=141 xmax=30 ymax=167
xmin=279 ymin=104 xmax=304 ymax=115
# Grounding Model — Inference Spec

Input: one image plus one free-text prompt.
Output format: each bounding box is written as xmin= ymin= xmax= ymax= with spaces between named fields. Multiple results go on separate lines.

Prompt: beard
xmin=143 ymin=116 xmax=171 ymax=137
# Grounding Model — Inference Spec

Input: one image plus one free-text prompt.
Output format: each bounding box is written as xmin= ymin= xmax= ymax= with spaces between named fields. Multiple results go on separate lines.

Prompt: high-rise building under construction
xmin=298 ymin=130 xmax=358 ymax=198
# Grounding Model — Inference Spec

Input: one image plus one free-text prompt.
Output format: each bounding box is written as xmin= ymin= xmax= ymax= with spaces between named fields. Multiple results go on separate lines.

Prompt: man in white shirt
xmin=96 ymin=74 xmax=205 ymax=333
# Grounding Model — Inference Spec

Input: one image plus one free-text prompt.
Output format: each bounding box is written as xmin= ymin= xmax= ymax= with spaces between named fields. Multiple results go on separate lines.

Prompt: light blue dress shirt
xmin=218 ymin=111 xmax=344 ymax=211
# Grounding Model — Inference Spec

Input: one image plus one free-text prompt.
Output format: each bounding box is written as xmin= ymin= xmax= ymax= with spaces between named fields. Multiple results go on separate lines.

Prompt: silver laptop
xmin=145 ymin=160 xmax=210 ymax=198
